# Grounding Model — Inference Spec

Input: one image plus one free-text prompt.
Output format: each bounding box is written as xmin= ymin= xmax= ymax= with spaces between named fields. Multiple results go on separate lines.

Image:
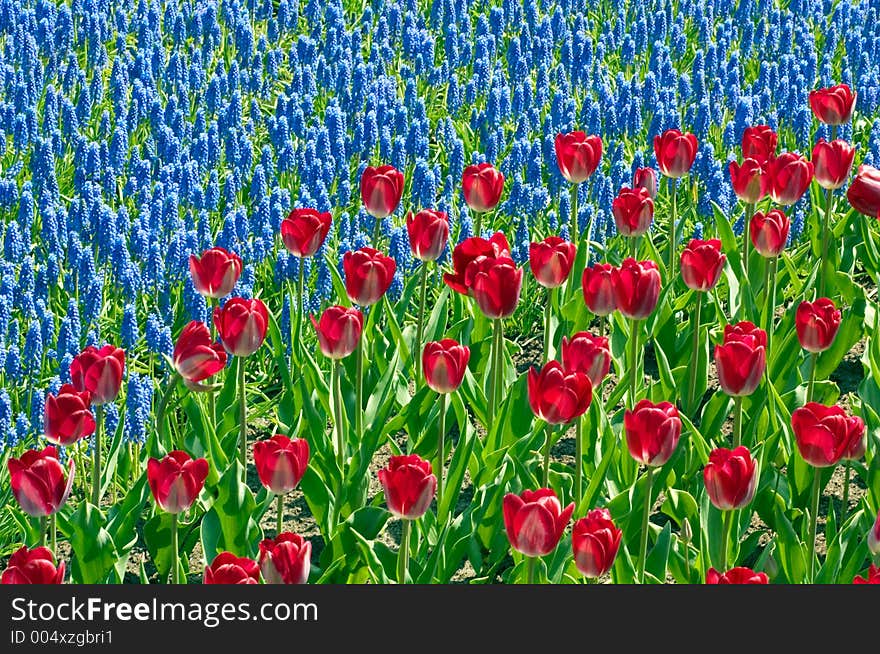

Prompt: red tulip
xmin=791 ymin=402 xmax=866 ymax=468
xmin=503 ymin=488 xmax=574 ymax=557
xmin=259 ymin=533 xmax=311 ymax=585
xmin=147 ymin=450 xmax=209 ymax=514
xmin=703 ymin=446 xmax=758 ymax=510
xmin=750 ymin=209 xmax=790 ymax=257
xmin=612 ymin=258 xmax=661 ymax=320
xmin=464 ymin=255 xmax=523 ymax=319
xmin=203 ymin=552 xmax=260 ymax=585
xmin=809 ymin=83 xmax=856 ymax=125
xmin=214 ymin=297 xmax=269 ymax=357
xmin=360 ymin=165 xmax=404 ymax=218
xmin=253 ymin=435 xmax=310 ymax=495
xmin=728 ymin=158 xmax=767 ymax=203
xmin=529 ymin=236 xmax=576 ymax=288
xmin=172 ymin=321 xmax=227 ymax=389
xmin=706 ymin=567 xmax=768 ymax=584
xmin=422 ymin=339 xmax=470 ymax=393
xmin=767 ymin=152 xmax=814 ymax=205
xmin=343 ymin=246 xmax=396 ymax=306
xmin=462 ymin=163 xmax=504 ymax=213
xmin=555 ymin=132 xmax=603 ymax=184
xmin=377 ymin=454 xmax=437 ymax=520
xmin=653 ymin=128 xmax=698 ymax=178
xmin=624 ymin=400 xmax=681 ymax=467
xmin=443 ymin=233 xmax=511 ymax=294
xmin=680 ymin=239 xmax=725 ymax=291
xmin=795 ymin=298 xmax=841 ymax=353
xmin=741 ymin=125 xmax=777 ymax=165
xmin=847 ymin=165 xmax=880 ymax=217
xmin=581 ymin=263 xmax=617 ymax=316
xmin=281 ymin=208 xmax=332 ymax=257
xmin=868 ymin=510 xmax=880 ymax=556
xmin=311 ymin=305 xmax=363 ymax=359
xmin=8 ymin=446 xmax=74 ymax=517
xmin=853 ymin=564 xmax=880 ymax=584
xmin=527 ymin=361 xmax=592 ymax=425
xmin=70 ymin=345 xmax=125 ymax=405
xmin=812 ymin=139 xmax=855 ymax=190
xmin=1 ymin=546 xmax=65 ymax=585
xmin=714 ymin=321 xmax=767 ymax=397
xmin=189 ymin=247 xmax=243 ymax=299
xmin=632 ymin=167 xmax=657 ymax=199
xmin=842 ymin=421 xmax=867 ymax=461
xmin=612 ymin=187 xmax=654 ymax=237
xmin=406 ymin=209 xmax=449 ymax=262
xmin=560 ymin=331 xmax=611 ymax=387
xmin=571 ymin=508 xmax=622 ymax=578
xmin=44 ymin=384 xmax=95 ymax=446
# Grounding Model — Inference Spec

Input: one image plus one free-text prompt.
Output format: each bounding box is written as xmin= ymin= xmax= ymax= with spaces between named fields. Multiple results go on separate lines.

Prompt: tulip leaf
xmin=645 ymin=521 xmax=673 ymax=582
xmin=58 ymin=502 xmax=116 ymax=584
xmin=200 ymin=462 xmax=261 ymax=560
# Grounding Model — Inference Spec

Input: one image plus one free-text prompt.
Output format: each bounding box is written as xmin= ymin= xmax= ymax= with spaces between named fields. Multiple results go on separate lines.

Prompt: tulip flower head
xmin=795 ymin=298 xmax=841 ymax=353
xmin=311 ymin=305 xmax=363 ymax=360
xmin=680 ymin=239 xmax=725 ymax=291
xmin=43 ymin=384 xmax=95 ymax=446
xmin=529 ymin=236 xmax=576 ymax=288
xmin=809 ymin=83 xmax=856 ymax=125
xmin=741 ymin=125 xmax=778 ymax=165
xmin=560 ymin=332 xmax=611 ymax=387
xmin=147 ymin=450 xmax=209 ymax=514
xmin=750 ymin=210 xmax=790 ymax=258
xmin=571 ymin=509 xmax=622 ymax=578
xmin=612 ymin=259 xmax=661 ymax=320
xmin=422 ymin=339 xmax=470 ymax=393
xmin=1 ymin=546 xmax=65 ymax=585
xmin=172 ymin=321 xmax=227 ymax=390
xmin=361 ymin=165 xmax=404 ymax=219
xmin=791 ymin=402 xmax=865 ymax=468
xmin=253 ymin=435 xmax=310 ymax=495
xmin=8 ymin=446 xmax=74 ymax=517
xmin=714 ymin=321 xmax=767 ymax=397
xmin=703 ymin=446 xmax=758 ymax=510
xmin=555 ymin=131 xmax=603 ymax=184
xmin=406 ymin=209 xmax=449 ymax=262
xmin=846 ymin=164 xmax=880 ymax=218
xmin=581 ymin=263 xmax=617 ymax=316
xmin=462 ymin=163 xmax=504 ymax=213
xmin=259 ymin=533 xmax=311 ymax=585
xmin=204 ymin=552 xmax=260 ymax=585
xmin=343 ymin=247 xmax=397 ymax=307
xmin=706 ymin=567 xmax=768 ymax=584
xmin=503 ymin=488 xmax=574 ymax=557
xmin=189 ymin=247 xmax=243 ymax=299
xmin=377 ymin=455 xmax=437 ymax=520
xmin=527 ymin=361 xmax=593 ymax=425
xmin=214 ymin=297 xmax=269 ymax=357
xmin=653 ymin=128 xmax=698 ymax=178
xmin=70 ymin=345 xmax=125 ymax=405
xmin=281 ymin=208 xmax=332 ymax=257
xmin=624 ymin=400 xmax=681 ymax=467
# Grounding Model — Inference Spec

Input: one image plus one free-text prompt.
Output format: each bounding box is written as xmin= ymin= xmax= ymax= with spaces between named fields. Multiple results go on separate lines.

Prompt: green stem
xmin=238 ymin=357 xmax=247 ymax=480
xmin=668 ymin=177 xmax=677 ymax=281
xmin=575 ymin=415 xmax=584 ymax=504
xmin=494 ymin=320 xmax=504 ymax=419
xmin=638 ymin=466 xmax=655 ymax=584
xmin=687 ymin=293 xmax=702 ymax=414
xmin=598 ymin=316 xmax=605 ymax=339
xmin=542 ymin=421 xmax=553 ymax=487
xmin=296 ymin=258 xmax=305 ymax=359
xmin=488 ymin=319 xmax=501 ymax=429
xmin=372 ymin=215 xmax=383 ymax=245
xmin=818 ymin=187 xmax=834 ymax=298
xmin=721 ymin=509 xmax=734 ymax=571
xmin=50 ymin=514 xmax=56 ymax=559
xmin=807 ymin=351 xmax=818 ymax=403
xmin=92 ymin=405 xmax=104 ymax=506
xmin=436 ymin=393 xmax=446 ymax=511
xmin=156 ymin=375 xmax=182 ymax=450
xmin=807 ymin=466 xmax=822 ymax=584
xmin=526 ymin=556 xmax=537 ymax=585
xmin=209 ymin=297 xmax=217 ymax=425
xmin=761 ymin=256 xmax=771 ymax=311
xmin=475 ymin=211 xmax=482 ymax=238
xmin=415 ymin=262 xmax=429 ymax=382
xmin=39 ymin=516 xmax=47 ymax=549
xmin=840 ymin=460 xmax=851 ymax=526
xmin=171 ymin=513 xmax=180 ymax=585
xmin=333 ymin=361 xmax=345 ymax=470
xmin=742 ymin=202 xmax=754 ymax=282
xmin=733 ymin=396 xmax=743 ymax=448
xmin=355 ymin=337 xmax=364 ymax=441
xmin=397 ymin=519 xmax=410 ymax=584
xmin=629 ymin=318 xmax=640 ymax=407
xmin=276 ymin=493 xmax=284 ymax=536
xmin=570 ymin=182 xmax=579 ymax=244
xmin=543 ymin=287 xmax=553 ymax=360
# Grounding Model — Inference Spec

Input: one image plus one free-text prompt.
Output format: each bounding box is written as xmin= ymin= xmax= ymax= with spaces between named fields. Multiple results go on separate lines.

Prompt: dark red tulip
xmin=281 ymin=208 xmax=332 ymax=257
xmin=750 ymin=209 xmax=790 ymax=257
xmin=791 ymin=402 xmax=866 ymax=468
xmin=728 ymin=158 xmax=767 ymax=203
xmin=259 ymin=533 xmax=311 ymax=585
xmin=812 ymin=139 xmax=855 ymax=190
xmin=311 ymin=305 xmax=363 ymax=359
xmin=360 ymin=165 xmax=404 ymax=218
xmin=406 ymin=209 xmax=449 ymax=262
xmin=680 ymin=239 xmax=725 ymax=291
xmin=612 ymin=258 xmax=661 ymax=320
xmin=147 ymin=450 xmax=209 ymax=514
xmin=422 ymin=339 xmax=470 ymax=393
xmin=555 ymin=132 xmax=603 ymax=184
xmin=868 ymin=510 xmax=880 ymax=556
xmin=462 ymin=163 xmax=504 ymax=213
xmin=503 ymin=488 xmax=574 ymax=557
xmin=173 ymin=321 xmax=227 ymax=390
xmin=847 ymin=165 xmax=880 ymax=218
xmin=624 ymin=400 xmax=681 ymax=467
xmin=571 ymin=508 xmax=622 ymax=578
xmin=632 ymin=167 xmax=658 ymax=199
xmin=560 ymin=331 xmax=611 ymax=387
xmin=44 ymin=384 xmax=95 ymax=446
xmin=527 ymin=361 xmax=592 ymax=425
xmin=377 ymin=454 xmax=437 ymax=520
xmin=189 ymin=247 xmax=243 ymax=299
xmin=741 ymin=125 xmax=777 ymax=165
xmin=214 ymin=297 xmax=268 ymax=357
xmin=70 ymin=345 xmax=125 ymax=405
xmin=203 ymin=552 xmax=260 ymax=585
xmin=795 ymin=298 xmax=841 ymax=353
xmin=653 ymin=128 xmax=698 ymax=178
xmin=1 ymin=546 xmax=65 ymax=585
xmin=767 ymin=152 xmax=814 ymax=205
xmin=714 ymin=321 xmax=767 ymax=397
xmin=253 ymin=435 xmax=310 ymax=495
xmin=809 ymin=83 xmax=856 ymax=125
xmin=464 ymin=255 xmax=523 ymax=319
xmin=529 ymin=236 xmax=576 ymax=288
xmin=8 ymin=446 xmax=74 ymax=517
xmin=612 ymin=187 xmax=654 ymax=237
xmin=842 ymin=419 xmax=867 ymax=461
xmin=706 ymin=567 xmax=768 ymax=584
xmin=443 ymin=233 xmax=511 ymax=294
xmin=343 ymin=247 xmax=396 ymax=306
xmin=703 ymin=446 xmax=758 ymax=510
xmin=581 ymin=263 xmax=617 ymax=316
xmin=853 ymin=564 xmax=880 ymax=584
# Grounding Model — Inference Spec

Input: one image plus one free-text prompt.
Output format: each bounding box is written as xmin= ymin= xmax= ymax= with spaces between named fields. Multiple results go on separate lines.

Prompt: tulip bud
xmin=44 ymin=384 xmax=95 ymax=446
xmin=529 ymin=236 xmax=576 ymax=288
xmin=502 ymin=488 xmax=574 ymax=557
xmin=343 ymin=247 xmax=396 ymax=306
xmin=70 ymin=345 xmax=125 ymax=405
xmin=527 ymin=361 xmax=593 ymax=425
xmin=612 ymin=258 xmax=661 ymax=320
xmin=253 ymin=435 xmax=310 ymax=495
xmin=8 ymin=446 xmax=74 ymax=517
xmin=443 ymin=233 xmax=511 ymax=295
xmin=681 ymin=519 xmax=693 ymax=543
xmin=680 ymin=239 xmax=725 ymax=291
xmin=741 ymin=125 xmax=777 ymax=165
xmin=808 ymin=83 xmax=856 ymax=125
xmin=571 ymin=508 xmax=622 ymax=578
xmin=728 ymin=158 xmax=767 ymax=203
xmin=812 ymin=139 xmax=855 ymax=190
xmin=706 ymin=567 xmax=768 ymax=584
xmin=624 ymin=400 xmax=681 ymax=467
xmin=653 ymin=129 xmax=698 ymax=178
xmin=555 ymin=132 xmax=603 ymax=184
xmin=767 ymin=152 xmax=814 ymax=205
xmin=377 ymin=454 xmax=437 ymax=520
xmin=311 ymin=305 xmax=363 ymax=360
xmin=422 ymin=339 xmax=470 ymax=393
xmin=750 ymin=209 xmax=790 ymax=258
xmin=703 ymin=446 xmax=758 ymax=510
xmin=406 ymin=209 xmax=449 ymax=262
xmin=147 ymin=450 xmax=209 ymax=514
xmin=632 ymin=167 xmax=657 ymax=198
xmin=462 ymin=163 xmax=504 ymax=213
xmin=795 ymin=298 xmax=841 ymax=353
xmin=281 ymin=208 xmax=332 ymax=257
xmin=612 ymin=187 xmax=654 ymax=237
xmin=189 ymin=247 xmax=243 ymax=299
xmin=214 ymin=297 xmax=269 ymax=357
xmin=259 ymin=533 xmax=311 ymax=585
xmin=581 ymin=263 xmax=617 ymax=316
xmin=846 ymin=164 xmax=880 ymax=218
xmin=204 ymin=552 xmax=260 ymax=585
xmin=560 ymin=331 xmax=611 ymax=387
xmin=791 ymin=402 xmax=866 ymax=468
xmin=1 ymin=546 xmax=65 ymax=585
xmin=360 ymin=165 xmax=404 ymax=218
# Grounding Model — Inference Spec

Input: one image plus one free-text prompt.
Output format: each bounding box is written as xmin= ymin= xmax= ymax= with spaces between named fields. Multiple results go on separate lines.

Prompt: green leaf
xmin=201 ymin=462 xmax=262 ymax=560
xmin=58 ymin=502 xmax=116 ymax=584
